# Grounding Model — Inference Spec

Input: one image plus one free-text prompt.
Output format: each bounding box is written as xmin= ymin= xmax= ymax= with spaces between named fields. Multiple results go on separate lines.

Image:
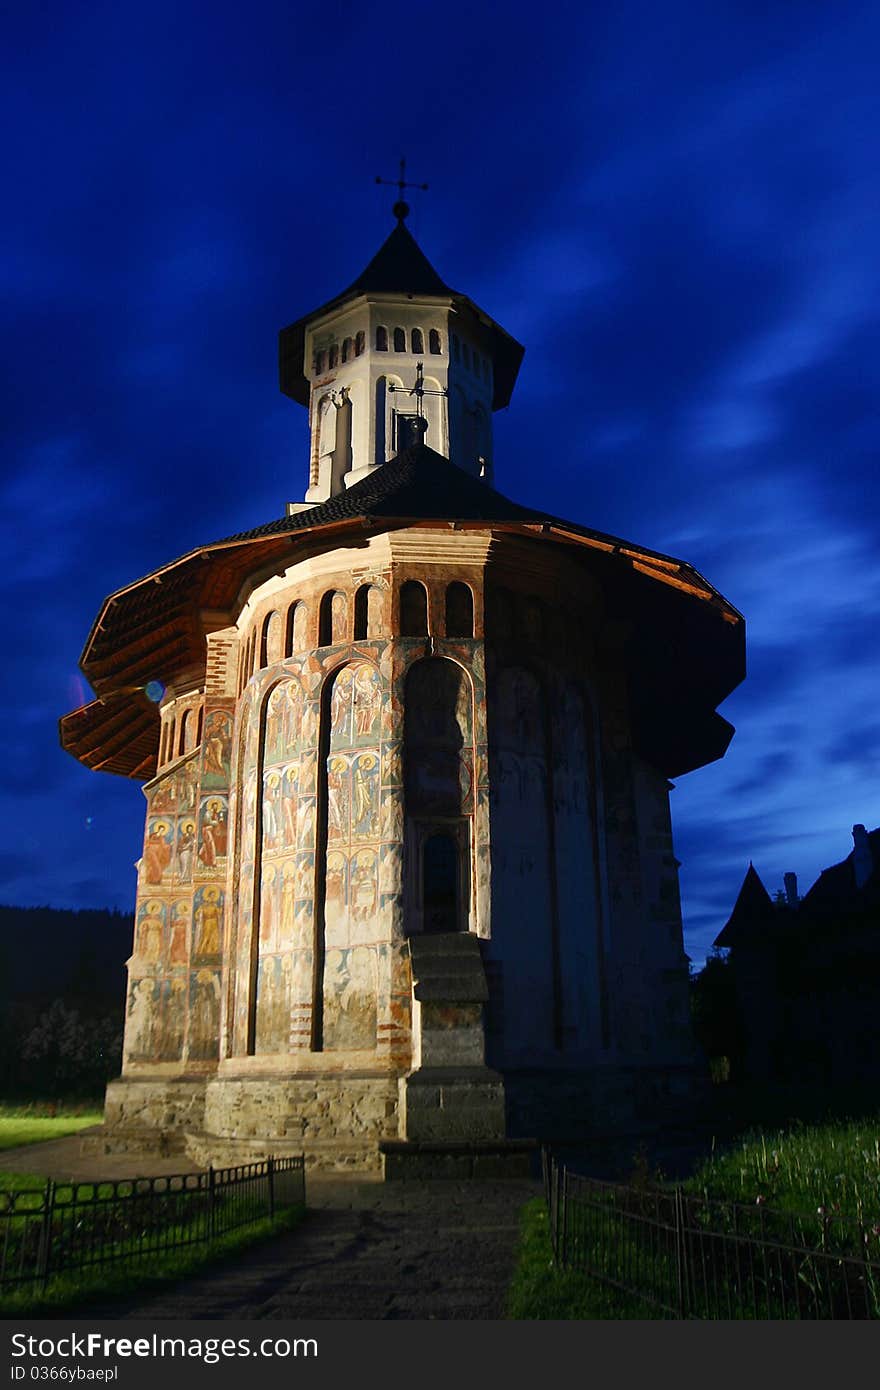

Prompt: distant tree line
xmin=0 ymin=906 xmax=132 ymax=1100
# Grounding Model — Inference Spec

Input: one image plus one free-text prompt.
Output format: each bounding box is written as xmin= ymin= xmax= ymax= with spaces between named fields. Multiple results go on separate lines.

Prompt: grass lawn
xmin=0 ymin=1203 xmax=306 ymax=1317
xmin=508 ymin=1113 xmax=880 ymax=1319
xmin=685 ymin=1116 xmax=880 ymax=1221
xmin=0 ymin=1104 xmax=102 ymax=1152
xmin=505 ymin=1197 xmax=660 ymax=1319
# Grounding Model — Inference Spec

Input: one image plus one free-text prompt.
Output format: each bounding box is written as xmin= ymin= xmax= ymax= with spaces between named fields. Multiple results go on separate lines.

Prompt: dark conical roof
xmin=278 ymin=222 xmax=524 ymax=411
xmin=714 ymin=863 xmax=778 ymax=948
xmin=343 ymin=220 xmax=452 ymax=298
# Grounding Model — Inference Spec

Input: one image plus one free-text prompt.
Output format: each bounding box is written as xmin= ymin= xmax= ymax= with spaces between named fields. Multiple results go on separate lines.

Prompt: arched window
xmin=329 ymin=344 xmax=339 ymax=369
xmin=355 ymin=330 xmax=365 ymax=356
xmin=196 ymin=705 xmax=204 ymax=747
xmin=159 ymin=721 xmax=168 ymax=765
xmin=354 ymin=585 xmax=369 ymax=640
xmin=375 ymin=326 xmax=388 ymax=352
xmin=178 ymin=709 xmax=190 ymax=756
xmin=400 ymin=580 xmax=428 ymax=637
xmin=393 ymin=326 xmax=406 ymax=353
xmin=319 ymin=592 xmax=334 ymax=646
xmin=285 ymin=601 xmax=303 ymax=657
xmin=451 ymin=334 xmax=460 ymax=361
xmin=168 ymin=717 xmax=177 ymax=761
xmin=341 ymin=337 xmax=353 ymax=363
xmin=315 ymin=349 xmax=326 ymax=374
xmin=260 ymin=611 xmax=282 ymax=668
xmin=411 ymin=328 xmax=423 ymax=354
xmin=445 ymin=582 xmax=474 ymax=638
xmin=248 ymin=630 xmax=257 ymax=680
xmin=429 ymin=328 xmax=441 ymax=354
xmin=319 ymin=591 xmax=347 ymax=646
xmin=353 ymin=584 xmax=383 ymax=640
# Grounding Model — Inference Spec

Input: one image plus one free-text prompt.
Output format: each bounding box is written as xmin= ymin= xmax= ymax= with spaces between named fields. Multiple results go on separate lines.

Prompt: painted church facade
xmin=62 ymin=211 xmax=744 ymax=1172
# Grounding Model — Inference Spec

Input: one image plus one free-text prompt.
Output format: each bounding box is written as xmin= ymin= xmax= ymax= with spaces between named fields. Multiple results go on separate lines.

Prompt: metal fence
xmin=1 ymin=1156 xmax=305 ymax=1295
xmin=543 ymin=1151 xmax=880 ymax=1319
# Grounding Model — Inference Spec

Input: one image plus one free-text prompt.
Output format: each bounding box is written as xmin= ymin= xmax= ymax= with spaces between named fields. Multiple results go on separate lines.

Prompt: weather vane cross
xmin=375 ymin=157 xmax=428 ymax=222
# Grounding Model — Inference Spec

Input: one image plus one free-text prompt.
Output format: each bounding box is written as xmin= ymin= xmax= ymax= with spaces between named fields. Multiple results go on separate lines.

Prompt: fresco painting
xmin=189 ymin=969 xmax=221 ymax=1061
xmin=202 ymin=709 xmax=232 ymax=786
xmin=322 ymin=945 xmax=378 ymax=1051
xmin=252 ymin=678 xmax=307 ymax=1045
xmin=254 ymin=953 xmax=291 ymax=1053
xmin=193 ymin=885 xmax=223 ymax=958
xmin=143 ymin=818 xmax=173 ymax=884
xmin=320 ymin=662 xmax=385 ymax=1050
xmin=198 ymin=796 xmax=228 ymax=868
xmin=169 ymin=900 xmax=190 ymax=966
xmin=176 ymin=818 xmax=196 ymax=883
xmin=125 ymin=977 xmax=159 ymax=1061
xmin=156 ymin=977 xmax=186 ymax=1061
xmin=136 ymin=900 xmax=165 ymax=964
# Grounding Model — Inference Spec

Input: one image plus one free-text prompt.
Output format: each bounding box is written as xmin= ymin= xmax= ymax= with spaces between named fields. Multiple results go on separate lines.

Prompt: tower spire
xmin=375 ymin=157 xmax=428 ymax=223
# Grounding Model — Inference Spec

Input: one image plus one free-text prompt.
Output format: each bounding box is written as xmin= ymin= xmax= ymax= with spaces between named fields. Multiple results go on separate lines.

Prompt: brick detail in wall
xmin=205 ymin=631 xmax=238 ymax=698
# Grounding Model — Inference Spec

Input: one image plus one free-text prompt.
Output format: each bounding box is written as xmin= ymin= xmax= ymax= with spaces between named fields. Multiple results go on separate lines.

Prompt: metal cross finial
xmin=375 ymin=157 xmax=428 ymax=222
xmin=388 ymin=360 xmax=448 ymax=421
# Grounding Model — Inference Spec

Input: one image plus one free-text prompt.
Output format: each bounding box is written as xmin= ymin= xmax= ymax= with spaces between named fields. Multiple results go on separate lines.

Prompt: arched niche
xmin=403 ymin=657 xmax=474 ymax=934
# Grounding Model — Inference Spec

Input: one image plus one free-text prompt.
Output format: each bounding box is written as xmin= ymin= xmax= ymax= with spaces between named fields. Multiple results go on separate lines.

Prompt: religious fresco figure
xmin=353 ymin=664 xmax=380 ymax=737
xmin=169 ymin=901 xmax=190 ymax=965
xmin=199 ymin=798 xmax=228 ymax=867
xmin=143 ymin=820 xmax=173 ymax=884
xmin=176 ymin=819 xmax=195 ymax=882
xmin=282 ymin=765 xmax=298 ymax=844
xmin=262 ymin=773 xmax=281 ymax=850
xmin=202 ymin=710 xmax=231 ymax=782
xmin=352 ymin=753 xmax=378 ymax=835
xmin=280 ymin=860 xmax=297 ymax=939
xmin=194 ymin=885 xmax=222 ymax=956
xmin=327 ymin=755 xmax=349 ymax=839
xmin=137 ymin=901 xmax=165 ymax=962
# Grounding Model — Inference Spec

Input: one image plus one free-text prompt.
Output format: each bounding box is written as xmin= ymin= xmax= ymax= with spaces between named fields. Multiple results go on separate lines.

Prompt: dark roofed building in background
xmin=61 ymin=205 xmax=744 ymax=1173
xmin=714 ymin=826 xmax=880 ymax=1086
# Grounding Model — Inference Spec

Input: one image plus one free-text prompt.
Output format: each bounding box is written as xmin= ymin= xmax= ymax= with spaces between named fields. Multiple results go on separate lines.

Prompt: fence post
xmin=560 ymin=1164 xmax=569 ymax=1268
xmin=268 ymin=1156 xmax=276 ymax=1222
xmin=207 ymin=1166 xmax=216 ymax=1242
xmin=37 ymin=1180 xmax=56 ymax=1288
xmin=674 ymin=1187 xmax=689 ymax=1319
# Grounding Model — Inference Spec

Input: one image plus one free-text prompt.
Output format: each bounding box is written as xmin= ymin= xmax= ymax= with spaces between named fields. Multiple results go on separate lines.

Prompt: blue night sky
xmin=2 ymin=2 xmax=878 ymax=967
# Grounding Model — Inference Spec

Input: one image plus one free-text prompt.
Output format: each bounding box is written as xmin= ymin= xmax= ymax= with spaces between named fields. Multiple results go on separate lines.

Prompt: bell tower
xmin=279 ymin=205 xmax=524 ymax=504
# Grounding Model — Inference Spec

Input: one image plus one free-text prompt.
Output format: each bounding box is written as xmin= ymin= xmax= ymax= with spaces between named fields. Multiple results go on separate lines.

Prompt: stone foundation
xmin=199 ymin=1073 xmax=401 ymax=1172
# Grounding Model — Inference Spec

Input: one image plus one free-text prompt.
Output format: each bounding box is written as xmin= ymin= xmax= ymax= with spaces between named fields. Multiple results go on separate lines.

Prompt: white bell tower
xmin=279 ymin=199 xmax=524 ymax=506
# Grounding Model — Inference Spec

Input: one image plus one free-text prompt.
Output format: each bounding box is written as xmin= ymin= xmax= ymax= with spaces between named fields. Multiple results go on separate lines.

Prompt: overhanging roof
xmin=61 ymin=445 xmax=745 ymax=781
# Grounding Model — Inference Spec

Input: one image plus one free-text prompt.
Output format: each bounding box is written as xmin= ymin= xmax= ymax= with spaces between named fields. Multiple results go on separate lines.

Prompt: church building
xmin=61 ymin=201 xmax=745 ymax=1174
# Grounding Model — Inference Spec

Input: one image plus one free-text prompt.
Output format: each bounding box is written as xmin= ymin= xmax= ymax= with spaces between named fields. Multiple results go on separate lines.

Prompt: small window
xmin=429 ymin=328 xmax=441 ymax=354
xmin=178 ymin=709 xmax=190 ymax=756
xmin=451 ymin=334 xmax=460 ymax=361
xmin=411 ymin=328 xmax=424 ymax=354
xmin=341 ymin=337 xmax=353 ymax=363
xmin=319 ymin=591 xmax=346 ymax=645
xmin=400 ymin=580 xmax=428 ymax=637
xmin=445 ymin=582 xmax=474 ymax=638
xmin=160 ymin=721 xmax=168 ymax=764
xmin=284 ymin=602 xmax=299 ymax=658
xmin=376 ymin=326 xmax=388 ymax=352
xmin=315 ymin=350 xmax=327 ymax=374
xmin=354 ymin=585 xmax=369 ymax=640
xmin=329 ymin=344 xmax=339 ymax=369
xmin=355 ymin=330 xmax=365 ymax=356
xmin=196 ymin=705 xmax=203 ymax=746
xmin=319 ymin=592 xmax=334 ymax=646
xmin=393 ymin=327 xmax=406 ymax=353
